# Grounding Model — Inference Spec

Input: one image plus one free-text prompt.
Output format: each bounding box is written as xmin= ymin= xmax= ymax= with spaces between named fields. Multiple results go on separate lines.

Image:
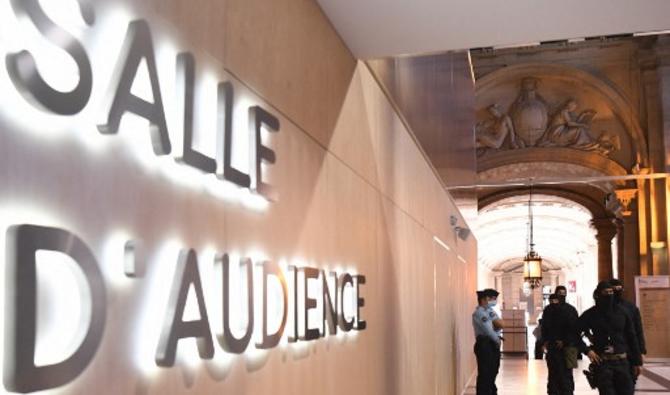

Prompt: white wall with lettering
xmin=0 ymin=0 xmax=477 ymax=393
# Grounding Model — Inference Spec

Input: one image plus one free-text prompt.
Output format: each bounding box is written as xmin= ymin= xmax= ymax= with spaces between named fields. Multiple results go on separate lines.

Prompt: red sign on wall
xmin=568 ymin=280 xmax=577 ymax=293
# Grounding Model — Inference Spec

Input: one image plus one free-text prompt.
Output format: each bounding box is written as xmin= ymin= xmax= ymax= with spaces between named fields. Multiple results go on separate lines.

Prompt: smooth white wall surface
xmin=0 ymin=0 xmax=477 ymax=393
xmin=316 ymin=0 xmax=670 ymax=58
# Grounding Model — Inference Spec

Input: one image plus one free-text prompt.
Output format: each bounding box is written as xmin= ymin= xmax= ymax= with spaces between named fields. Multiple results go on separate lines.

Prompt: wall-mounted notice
xmin=635 ymin=276 xmax=670 ymax=358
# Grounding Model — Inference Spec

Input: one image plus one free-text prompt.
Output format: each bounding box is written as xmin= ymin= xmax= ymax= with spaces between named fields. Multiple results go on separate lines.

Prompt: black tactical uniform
xmin=615 ymin=299 xmax=646 ymax=354
xmin=577 ymin=282 xmax=642 ymax=395
xmin=610 ymin=278 xmax=646 ymax=382
xmin=542 ymin=291 xmax=578 ymax=395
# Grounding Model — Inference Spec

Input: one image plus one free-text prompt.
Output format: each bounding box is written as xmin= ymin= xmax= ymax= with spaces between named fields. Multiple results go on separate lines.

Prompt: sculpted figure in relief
xmin=477 ymin=77 xmax=622 ymax=158
xmin=537 ymin=99 xmax=599 ymax=149
xmin=476 ymin=104 xmax=520 ymax=155
xmin=592 ymin=131 xmax=621 ymax=157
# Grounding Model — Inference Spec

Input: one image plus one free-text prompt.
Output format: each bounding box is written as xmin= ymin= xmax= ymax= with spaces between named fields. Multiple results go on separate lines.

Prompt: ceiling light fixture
xmin=523 ymin=184 xmax=542 ymax=289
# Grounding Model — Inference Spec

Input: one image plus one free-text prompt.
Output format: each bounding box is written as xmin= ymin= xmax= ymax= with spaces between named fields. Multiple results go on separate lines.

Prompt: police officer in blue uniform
xmin=472 ymin=289 xmax=504 ymax=395
xmin=485 ymin=288 xmax=504 ymax=387
xmin=484 ymin=288 xmax=504 ymax=334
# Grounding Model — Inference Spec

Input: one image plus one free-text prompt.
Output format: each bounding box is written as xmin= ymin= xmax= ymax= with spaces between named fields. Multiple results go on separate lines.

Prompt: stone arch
xmin=477 ymin=189 xmax=600 ymax=276
xmin=476 ymin=63 xmax=649 ymax=169
xmin=479 ymin=186 xmax=611 ymax=220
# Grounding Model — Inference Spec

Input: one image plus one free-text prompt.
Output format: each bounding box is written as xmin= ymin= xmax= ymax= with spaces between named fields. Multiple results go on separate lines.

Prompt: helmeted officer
xmin=542 ymin=287 xmax=579 ymax=395
xmin=610 ymin=278 xmax=646 ymax=382
xmin=472 ymin=289 xmax=503 ymax=395
xmin=577 ymin=281 xmax=642 ymax=395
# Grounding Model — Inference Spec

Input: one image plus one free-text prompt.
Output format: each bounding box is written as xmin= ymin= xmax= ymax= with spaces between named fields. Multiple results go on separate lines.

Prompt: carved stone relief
xmin=476 ymin=77 xmax=622 ymax=158
xmin=510 ymin=77 xmax=548 ymax=147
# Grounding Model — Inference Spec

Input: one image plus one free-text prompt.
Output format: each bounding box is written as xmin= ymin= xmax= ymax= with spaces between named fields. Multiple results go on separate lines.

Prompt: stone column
xmin=591 ymin=218 xmax=617 ymax=281
xmin=614 ymin=188 xmax=641 ymax=300
xmin=645 ymin=41 xmax=670 ymax=274
xmin=640 ymin=48 xmax=663 ymax=276
xmin=655 ymin=38 xmax=670 ymax=174
xmin=621 ymin=213 xmax=641 ymax=301
xmin=614 ymin=218 xmax=624 ymax=279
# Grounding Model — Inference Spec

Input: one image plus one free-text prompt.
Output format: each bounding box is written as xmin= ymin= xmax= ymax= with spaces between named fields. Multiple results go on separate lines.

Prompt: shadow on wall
xmin=136 ymin=0 xmax=359 ymax=151
xmin=329 ymin=64 xmax=477 ymax=394
xmin=366 ymin=53 xmax=476 ymax=187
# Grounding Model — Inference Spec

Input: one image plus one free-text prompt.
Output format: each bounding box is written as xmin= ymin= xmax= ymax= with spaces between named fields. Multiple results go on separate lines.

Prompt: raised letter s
xmin=6 ymin=0 xmax=94 ymax=115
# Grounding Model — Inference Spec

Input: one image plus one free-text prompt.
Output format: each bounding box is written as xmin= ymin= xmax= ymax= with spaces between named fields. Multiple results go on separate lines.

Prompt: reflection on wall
xmin=366 ymin=52 xmax=477 ymax=226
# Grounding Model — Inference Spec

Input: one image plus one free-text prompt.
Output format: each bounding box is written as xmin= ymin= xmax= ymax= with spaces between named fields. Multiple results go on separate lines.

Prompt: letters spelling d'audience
xmin=5 ymin=225 xmax=367 ymax=393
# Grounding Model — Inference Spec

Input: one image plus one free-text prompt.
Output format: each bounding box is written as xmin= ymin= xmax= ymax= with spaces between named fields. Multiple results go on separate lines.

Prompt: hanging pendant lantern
xmin=523 ymin=185 xmax=543 ymax=289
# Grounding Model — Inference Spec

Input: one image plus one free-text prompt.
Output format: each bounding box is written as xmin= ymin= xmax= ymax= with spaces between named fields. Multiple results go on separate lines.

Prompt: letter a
xmin=155 ymin=249 xmax=214 ymax=367
xmin=98 ymin=20 xmax=171 ymax=155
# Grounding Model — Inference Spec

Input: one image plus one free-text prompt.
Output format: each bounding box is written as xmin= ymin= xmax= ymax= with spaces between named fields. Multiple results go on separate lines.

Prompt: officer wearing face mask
xmin=576 ymin=281 xmax=642 ymax=395
xmin=484 ymin=288 xmax=504 ymax=334
xmin=472 ymin=289 xmax=504 ymax=395
xmin=610 ymin=278 xmax=646 ymax=382
xmin=554 ymin=286 xmax=580 ymax=366
xmin=541 ymin=287 xmax=579 ymax=395
xmin=554 ymin=285 xmax=579 ymax=322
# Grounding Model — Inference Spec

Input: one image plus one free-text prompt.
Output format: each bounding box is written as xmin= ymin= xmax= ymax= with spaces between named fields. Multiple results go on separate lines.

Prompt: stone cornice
xmin=478 ymin=148 xmax=628 ymax=176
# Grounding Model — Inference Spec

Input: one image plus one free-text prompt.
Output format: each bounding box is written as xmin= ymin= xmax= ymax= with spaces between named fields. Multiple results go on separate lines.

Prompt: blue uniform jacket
xmin=472 ymin=305 xmax=500 ymax=344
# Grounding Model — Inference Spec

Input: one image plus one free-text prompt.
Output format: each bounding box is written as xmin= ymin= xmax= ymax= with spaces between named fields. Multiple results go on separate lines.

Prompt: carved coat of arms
xmin=476 ymin=77 xmax=621 ymax=158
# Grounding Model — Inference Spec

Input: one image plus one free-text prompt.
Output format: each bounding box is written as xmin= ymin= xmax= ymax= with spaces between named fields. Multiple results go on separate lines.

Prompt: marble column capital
xmin=614 ymin=188 xmax=638 ymax=217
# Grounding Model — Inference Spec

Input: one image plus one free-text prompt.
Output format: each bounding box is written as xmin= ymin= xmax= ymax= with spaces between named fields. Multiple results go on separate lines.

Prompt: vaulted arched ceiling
xmin=476 ymin=194 xmax=598 ymax=272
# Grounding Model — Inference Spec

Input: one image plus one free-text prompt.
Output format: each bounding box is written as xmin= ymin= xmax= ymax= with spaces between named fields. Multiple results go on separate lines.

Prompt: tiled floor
xmin=463 ymin=357 xmax=670 ymax=394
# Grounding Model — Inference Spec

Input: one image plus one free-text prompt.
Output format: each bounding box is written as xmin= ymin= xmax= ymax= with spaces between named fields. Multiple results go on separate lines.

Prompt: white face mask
xmin=488 ymin=300 xmax=497 ymax=307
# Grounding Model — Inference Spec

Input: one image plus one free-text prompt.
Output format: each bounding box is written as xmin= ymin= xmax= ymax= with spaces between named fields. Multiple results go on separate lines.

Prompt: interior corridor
xmin=3 ymin=1 xmax=670 ymax=394
xmin=463 ymin=358 xmax=670 ymax=395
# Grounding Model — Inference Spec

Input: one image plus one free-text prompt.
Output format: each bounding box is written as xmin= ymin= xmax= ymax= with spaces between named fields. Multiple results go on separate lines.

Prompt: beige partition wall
xmin=0 ymin=0 xmax=476 ymax=394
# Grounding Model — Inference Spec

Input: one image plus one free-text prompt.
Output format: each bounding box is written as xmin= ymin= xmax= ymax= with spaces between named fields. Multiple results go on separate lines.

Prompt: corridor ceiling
xmin=316 ymin=0 xmax=670 ymax=58
xmin=476 ymin=194 xmax=597 ymax=272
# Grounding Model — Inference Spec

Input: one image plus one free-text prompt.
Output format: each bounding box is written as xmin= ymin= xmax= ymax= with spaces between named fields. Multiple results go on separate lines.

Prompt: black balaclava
xmin=610 ymin=279 xmax=624 ymax=304
xmin=594 ymin=281 xmax=614 ymax=312
xmin=555 ymin=286 xmax=567 ymax=304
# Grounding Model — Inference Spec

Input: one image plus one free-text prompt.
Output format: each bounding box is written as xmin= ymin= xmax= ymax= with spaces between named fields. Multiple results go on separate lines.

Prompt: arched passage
xmin=476 ymin=193 xmax=599 ymax=318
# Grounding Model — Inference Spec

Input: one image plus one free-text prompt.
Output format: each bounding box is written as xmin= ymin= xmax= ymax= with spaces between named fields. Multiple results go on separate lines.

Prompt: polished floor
xmin=463 ymin=358 xmax=670 ymax=394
